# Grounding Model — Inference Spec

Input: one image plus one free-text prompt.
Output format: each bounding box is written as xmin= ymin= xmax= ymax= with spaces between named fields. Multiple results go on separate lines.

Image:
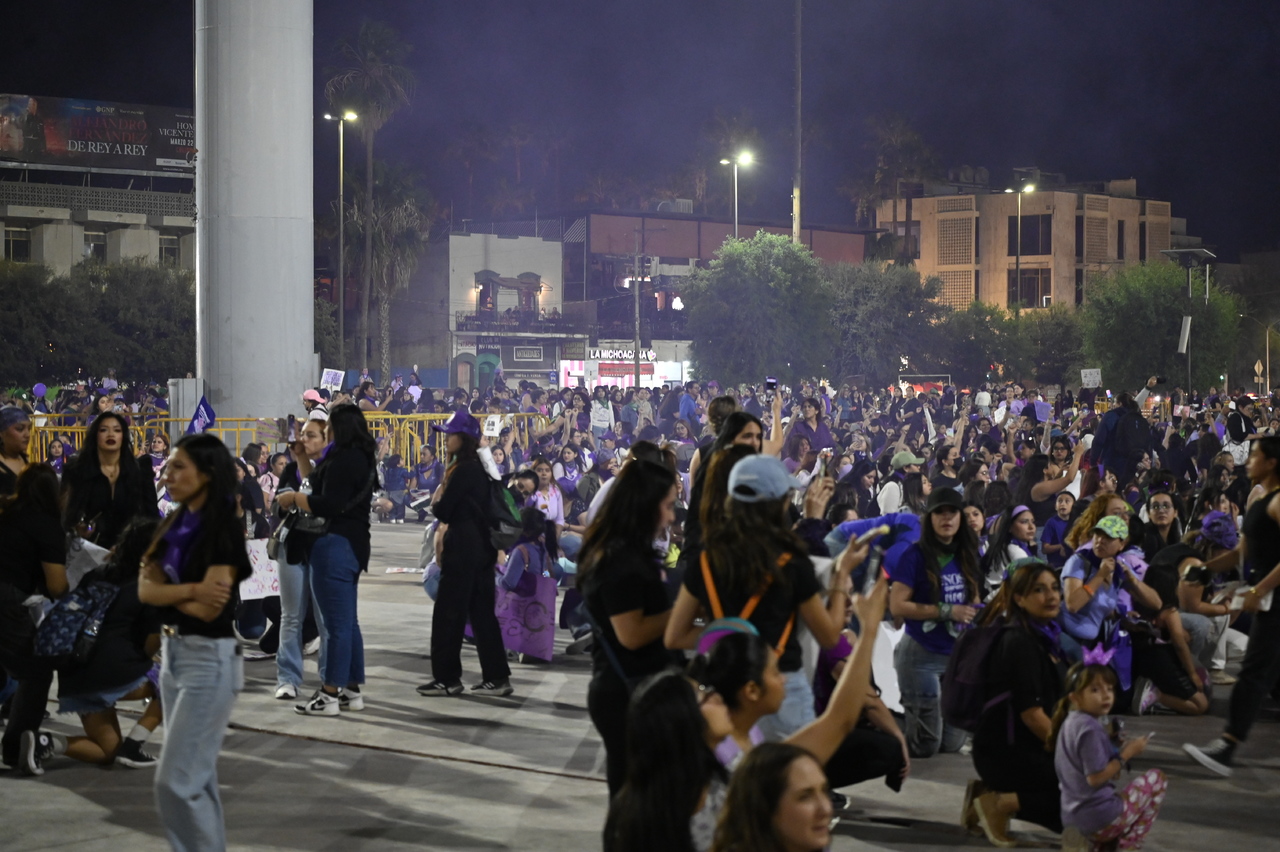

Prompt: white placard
xmin=1080 ymin=369 xmax=1102 ymax=388
xmin=320 ymin=368 xmax=344 ymax=392
xmin=240 ymin=539 xmax=280 ymax=601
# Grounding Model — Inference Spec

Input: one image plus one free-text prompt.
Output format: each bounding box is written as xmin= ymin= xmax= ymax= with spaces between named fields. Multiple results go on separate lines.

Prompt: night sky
xmin=4 ymin=0 xmax=1277 ymax=261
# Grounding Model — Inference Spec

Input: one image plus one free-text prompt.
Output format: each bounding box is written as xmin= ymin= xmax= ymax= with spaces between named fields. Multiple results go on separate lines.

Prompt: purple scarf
xmin=160 ymin=509 xmax=203 ymax=584
xmin=1033 ymin=618 xmax=1064 ymax=658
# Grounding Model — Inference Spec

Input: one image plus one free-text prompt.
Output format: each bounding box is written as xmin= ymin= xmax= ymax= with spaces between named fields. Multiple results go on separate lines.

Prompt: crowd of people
xmin=3 ymin=368 xmax=1280 ymax=852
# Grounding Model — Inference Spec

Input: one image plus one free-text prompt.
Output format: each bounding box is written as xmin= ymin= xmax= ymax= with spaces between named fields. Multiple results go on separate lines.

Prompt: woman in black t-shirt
xmin=578 ymin=458 xmax=681 ymax=797
xmin=0 ymin=464 xmax=68 ymax=773
xmin=139 ymin=434 xmax=251 ymax=851
xmin=966 ymin=559 xmax=1068 ymax=846
xmin=0 ymin=405 xmax=32 ymax=497
xmin=61 ymin=412 xmax=158 ymax=549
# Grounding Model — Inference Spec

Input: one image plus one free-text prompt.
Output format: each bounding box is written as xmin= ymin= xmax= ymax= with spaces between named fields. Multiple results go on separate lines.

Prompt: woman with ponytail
xmin=963 ymin=559 xmax=1069 ymax=847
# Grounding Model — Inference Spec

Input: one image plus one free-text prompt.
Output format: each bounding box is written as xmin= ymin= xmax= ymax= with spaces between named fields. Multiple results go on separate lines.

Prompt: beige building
xmin=875 ymin=174 xmax=1174 ymax=309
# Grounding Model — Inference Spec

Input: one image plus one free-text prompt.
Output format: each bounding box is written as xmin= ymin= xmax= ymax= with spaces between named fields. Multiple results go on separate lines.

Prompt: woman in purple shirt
xmin=791 ymin=397 xmax=836 ymax=451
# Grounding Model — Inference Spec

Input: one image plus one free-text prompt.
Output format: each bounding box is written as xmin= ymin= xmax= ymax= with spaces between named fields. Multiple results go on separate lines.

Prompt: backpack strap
xmin=701 ymin=551 xmax=725 ymax=619
xmin=702 ymin=551 xmax=796 ymax=656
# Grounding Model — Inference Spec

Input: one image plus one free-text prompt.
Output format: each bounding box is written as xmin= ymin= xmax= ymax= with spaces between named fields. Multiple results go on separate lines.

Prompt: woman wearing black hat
xmin=417 ymin=409 xmax=512 ymax=697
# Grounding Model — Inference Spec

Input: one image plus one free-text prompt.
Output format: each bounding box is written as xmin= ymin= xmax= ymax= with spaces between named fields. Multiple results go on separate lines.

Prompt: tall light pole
xmin=720 ymin=152 xmax=753 ymax=239
xmin=324 ymin=111 xmax=356 ymax=363
xmin=1005 ymin=183 xmax=1035 ymax=307
xmin=1240 ymin=314 xmax=1274 ymax=393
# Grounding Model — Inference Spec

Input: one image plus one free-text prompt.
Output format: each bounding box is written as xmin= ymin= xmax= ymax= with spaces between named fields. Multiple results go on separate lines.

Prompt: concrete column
xmin=195 ymin=0 xmax=313 ymax=417
xmin=30 ymin=221 xmax=83 ymax=276
xmin=106 ymin=226 xmax=160 ymax=264
xmin=179 ymin=233 xmax=197 ymax=271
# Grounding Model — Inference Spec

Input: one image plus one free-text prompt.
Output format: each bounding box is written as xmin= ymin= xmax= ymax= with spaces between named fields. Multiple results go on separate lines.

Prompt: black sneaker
xmin=1184 ymin=737 xmax=1236 ymax=777
xmin=417 ymin=680 xmax=464 ymax=697
xmin=20 ymin=730 xmax=66 ymax=777
xmin=829 ymin=790 xmax=850 ymax=810
xmin=114 ymin=738 xmax=158 ymax=769
xmin=471 ymin=679 xmax=514 ymax=697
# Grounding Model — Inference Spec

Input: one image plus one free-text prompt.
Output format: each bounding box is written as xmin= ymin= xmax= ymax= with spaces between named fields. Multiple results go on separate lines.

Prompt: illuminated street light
xmin=720 ymin=152 xmax=753 ymax=238
xmin=323 ymin=111 xmax=356 ymax=357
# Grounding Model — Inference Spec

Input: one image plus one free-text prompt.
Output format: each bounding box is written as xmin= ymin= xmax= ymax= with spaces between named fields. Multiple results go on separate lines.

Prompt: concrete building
xmin=0 ymin=181 xmax=195 ymax=274
xmin=875 ymin=169 xmax=1177 ymax=310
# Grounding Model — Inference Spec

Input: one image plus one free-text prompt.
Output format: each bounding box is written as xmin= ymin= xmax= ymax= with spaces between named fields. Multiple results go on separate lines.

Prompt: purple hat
xmin=431 ymin=409 xmax=481 ymax=440
xmin=1199 ymin=511 xmax=1239 ymax=550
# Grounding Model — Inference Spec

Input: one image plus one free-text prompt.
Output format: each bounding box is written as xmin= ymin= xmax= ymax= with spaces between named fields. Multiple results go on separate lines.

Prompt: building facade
xmin=875 ymin=174 xmax=1175 ymax=310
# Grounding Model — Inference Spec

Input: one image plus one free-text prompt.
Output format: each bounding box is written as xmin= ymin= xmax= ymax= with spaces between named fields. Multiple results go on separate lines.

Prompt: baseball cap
xmin=891 ymin=450 xmax=926 ymax=470
xmin=430 ymin=409 xmax=481 ymax=440
xmin=303 ymin=389 xmax=323 ymax=403
xmin=727 ymin=455 xmax=804 ymax=503
xmin=924 ymin=488 xmax=964 ymax=513
xmin=1093 ymin=515 xmax=1129 ymax=540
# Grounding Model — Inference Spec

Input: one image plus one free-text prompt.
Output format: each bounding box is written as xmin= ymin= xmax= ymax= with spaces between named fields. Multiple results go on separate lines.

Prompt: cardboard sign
xmin=1034 ymin=401 xmax=1053 ymax=422
xmin=1081 ymin=369 xmax=1102 ymax=389
xmin=320 ymin=368 xmax=344 ymax=392
xmin=240 ymin=539 xmax=280 ymax=601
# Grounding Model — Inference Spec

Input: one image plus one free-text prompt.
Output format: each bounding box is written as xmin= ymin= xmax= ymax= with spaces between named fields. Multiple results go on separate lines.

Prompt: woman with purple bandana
xmin=138 ymin=434 xmax=251 ymax=852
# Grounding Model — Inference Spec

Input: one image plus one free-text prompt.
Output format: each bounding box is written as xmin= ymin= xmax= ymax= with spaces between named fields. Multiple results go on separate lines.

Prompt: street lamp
xmin=720 ymin=152 xmax=753 ymax=238
xmin=324 ymin=111 xmax=357 ymax=361
xmin=1239 ymin=314 xmax=1275 ymax=393
xmin=1005 ymin=184 xmax=1035 ymax=308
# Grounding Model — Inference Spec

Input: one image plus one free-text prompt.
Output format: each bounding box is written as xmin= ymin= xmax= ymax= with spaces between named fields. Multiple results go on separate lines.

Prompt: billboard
xmin=0 ymin=94 xmax=194 ymax=176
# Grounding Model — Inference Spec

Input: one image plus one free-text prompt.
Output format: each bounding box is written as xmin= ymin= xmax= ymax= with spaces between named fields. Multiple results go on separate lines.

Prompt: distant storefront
xmin=559 ymin=340 xmax=691 ymax=388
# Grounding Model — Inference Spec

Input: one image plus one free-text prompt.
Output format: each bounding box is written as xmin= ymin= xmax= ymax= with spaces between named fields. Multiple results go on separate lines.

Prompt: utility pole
xmin=791 ymin=0 xmax=802 ymax=244
xmin=634 ymin=230 xmax=642 ymax=388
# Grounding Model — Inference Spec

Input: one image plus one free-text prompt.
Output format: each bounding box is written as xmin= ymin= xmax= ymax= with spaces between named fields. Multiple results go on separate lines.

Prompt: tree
xmin=314 ymin=298 xmax=341 ymax=368
xmin=846 ymin=115 xmax=939 ymax=263
xmin=446 ymin=122 xmax=497 ymax=219
xmin=1080 ymin=262 xmax=1240 ymax=392
xmin=683 ymin=232 xmax=832 ymax=387
xmin=325 ymin=19 xmax=416 ymax=370
xmin=1020 ymin=305 xmax=1083 ymax=387
xmin=934 ymin=302 xmax=1013 ymax=388
xmin=826 ymin=261 xmax=950 ymax=386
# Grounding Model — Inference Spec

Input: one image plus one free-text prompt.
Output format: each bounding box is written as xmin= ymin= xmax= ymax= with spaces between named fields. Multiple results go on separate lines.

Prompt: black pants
xmin=1227 ymin=606 xmax=1280 ymax=742
xmin=587 ymin=671 xmax=631 ymax=798
xmin=973 ymin=745 xmax=1062 ymax=833
xmin=824 ymin=726 xmax=907 ymax=791
xmin=0 ymin=611 xmax=53 ymax=767
xmin=431 ymin=556 xmax=510 ymax=685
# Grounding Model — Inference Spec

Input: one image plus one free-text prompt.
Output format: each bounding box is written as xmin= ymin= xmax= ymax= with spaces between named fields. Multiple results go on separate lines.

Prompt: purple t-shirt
xmin=887 ymin=544 xmax=970 ymax=655
xmin=1054 ymin=710 xmax=1122 ymax=835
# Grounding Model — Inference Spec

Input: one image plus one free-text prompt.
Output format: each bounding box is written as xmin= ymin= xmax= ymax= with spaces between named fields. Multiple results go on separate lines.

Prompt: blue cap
xmin=727 ymin=455 xmax=804 ymax=503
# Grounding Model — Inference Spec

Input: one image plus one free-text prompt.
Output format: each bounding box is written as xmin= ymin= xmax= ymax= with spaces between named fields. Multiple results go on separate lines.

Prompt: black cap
xmin=924 ymin=487 xmax=965 ymax=513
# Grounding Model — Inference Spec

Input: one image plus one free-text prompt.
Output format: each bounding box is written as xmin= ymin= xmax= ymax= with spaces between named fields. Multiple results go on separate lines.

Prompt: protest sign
xmin=240 ymin=539 xmax=280 ymax=601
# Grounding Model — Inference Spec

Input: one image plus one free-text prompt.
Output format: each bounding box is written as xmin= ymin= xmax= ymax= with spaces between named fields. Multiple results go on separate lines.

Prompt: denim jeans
xmin=756 ymin=669 xmax=818 ymax=742
xmin=155 ymin=634 xmax=240 ymax=852
xmin=1180 ymin=612 xmax=1213 ymax=668
xmin=309 ymin=534 xmax=365 ymax=689
xmin=276 ymin=557 xmax=326 ymax=690
xmin=895 ymin=633 xmax=967 ymax=758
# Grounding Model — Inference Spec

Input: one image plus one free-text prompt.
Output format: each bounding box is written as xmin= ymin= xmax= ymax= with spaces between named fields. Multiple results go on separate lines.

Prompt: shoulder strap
xmin=701 ymin=551 xmax=724 ymax=619
xmin=702 ymin=551 xmax=796 ymax=655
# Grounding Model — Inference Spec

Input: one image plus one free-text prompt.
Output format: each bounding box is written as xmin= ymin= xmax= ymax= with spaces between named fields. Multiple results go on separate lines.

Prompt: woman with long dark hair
xmin=417 ymin=409 xmax=511 ymax=697
xmin=965 ymin=559 xmax=1068 ymax=845
xmin=887 ymin=488 xmax=982 ymax=758
xmin=709 ymin=743 xmax=835 ymax=852
xmin=980 ymin=505 xmax=1038 ymax=597
xmin=1011 ymin=447 xmax=1085 ymax=538
xmin=138 ymin=434 xmax=251 ymax=849
xmin=0 ymin=464 xmax=68 ymax=774
xmin=578 ymin=458 xmax=680 ymax=796
xmin=62 ymin=411 xmax=158 ymax=549
xmin=278 ymin=403 xmax=378 ymax=715
xmin=0 ymin=405 xmax=31 ymax=496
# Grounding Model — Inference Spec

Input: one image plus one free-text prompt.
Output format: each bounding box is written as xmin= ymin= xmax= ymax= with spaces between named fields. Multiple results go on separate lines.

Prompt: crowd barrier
xmin=27 ymin=412 xmax=552 ymax=466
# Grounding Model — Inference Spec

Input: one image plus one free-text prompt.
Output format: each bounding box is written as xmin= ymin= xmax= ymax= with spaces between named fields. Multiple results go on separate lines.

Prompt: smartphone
xmin=765 ymin=376 xmax=778 ymax=392
xmin=287 ymin=414 xmax=297 ymax=442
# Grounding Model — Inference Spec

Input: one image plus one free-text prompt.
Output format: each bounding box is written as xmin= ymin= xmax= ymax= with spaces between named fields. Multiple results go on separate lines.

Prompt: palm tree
xmin=504 ymin=122 xmax=534 ymax=185
xmin=344 ymin=163 xmax=433 ymax=379
xmin=535 ymin=124 xmax=572 ymax=209
xmin=324 ymin=20 xmax=416 ymax=369
xmin=862 ymin=115 xmax=938 ymax=264
xmin=447 ymin=123 xmax=497 ymax=220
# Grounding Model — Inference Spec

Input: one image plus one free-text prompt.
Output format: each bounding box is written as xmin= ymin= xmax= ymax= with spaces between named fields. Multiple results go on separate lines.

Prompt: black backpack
xmin=1114 ymin=411 xmax=1149 ymax=458
xmin=940 ymin=623 xmax=1011 ymax=734
xmin=487 ymin=479 xmax=522 ymax=552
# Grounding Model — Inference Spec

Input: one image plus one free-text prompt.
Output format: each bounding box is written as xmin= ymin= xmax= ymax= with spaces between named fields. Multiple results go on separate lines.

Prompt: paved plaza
xmin=3 ymin=524 xmax=1277 ymax=851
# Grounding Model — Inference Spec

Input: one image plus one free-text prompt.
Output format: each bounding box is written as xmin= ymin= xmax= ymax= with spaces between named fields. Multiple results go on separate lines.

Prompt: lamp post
xmin=720 ymin=152 xmax=753 ymax=239
xmin=324 ymin=111 xmax=356 ymax=362
xmin=1004 ymin=184 xmax=1035 ymax=307
xmin=1240 ymin=314 xmax=1274 ymax=393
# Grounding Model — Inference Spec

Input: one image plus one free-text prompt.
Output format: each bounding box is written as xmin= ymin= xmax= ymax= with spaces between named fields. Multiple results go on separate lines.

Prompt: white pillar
xmin=195 ymin=0 xmax=313 ymax=417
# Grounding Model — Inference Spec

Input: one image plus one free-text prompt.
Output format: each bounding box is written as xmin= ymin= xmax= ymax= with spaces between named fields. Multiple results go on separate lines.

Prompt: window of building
xmin=974 ymin=217 xmax=981 ymax=259
xmin=974 ymin=270 xmax=981 ymax=301
xmin=1139 ymin=221 xmax=1147 ymax=262
xmin=84 ymin=231 xmax=106 ymax=261
xmin=160 ymin=234 xmax=180 ymax=265
xmin=1007 ymin=213 xmax=1053 ymax=256
xmin=4 ymin=227 xmax=30 ymax=262
xmin=1117 ymin=220 xmax=1126 ymax=260
xmin=893 ymin=221 xmax=921 ymax=259
xmin=1007 ymin=268 xmax=1051 ymax=309
xmin=1075 ymin=215 xmax=1083 ymax=261
xmin=1075 ymin=268 xmax=1084 ymax=305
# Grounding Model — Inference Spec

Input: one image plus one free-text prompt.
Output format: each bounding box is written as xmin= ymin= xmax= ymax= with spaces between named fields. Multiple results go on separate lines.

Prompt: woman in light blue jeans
xmin=138 ymin=434 xmax=251 ymax=852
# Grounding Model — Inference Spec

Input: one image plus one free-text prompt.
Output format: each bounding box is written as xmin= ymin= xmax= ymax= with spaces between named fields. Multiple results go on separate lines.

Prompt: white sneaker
xmin=274 ymin=684 xmax=298 ymax=700
xmin=295 ymin=689 xmax=340 ymax=716
xmin=339 ymin=688 xmax=365 ymax=711
xmin=303 ymin=637 xmax=321 ymax=656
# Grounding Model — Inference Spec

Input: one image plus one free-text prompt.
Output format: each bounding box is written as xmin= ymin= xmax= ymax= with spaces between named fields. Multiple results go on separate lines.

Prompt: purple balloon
xmin=33 ymin=383 xmax=47 ymax=397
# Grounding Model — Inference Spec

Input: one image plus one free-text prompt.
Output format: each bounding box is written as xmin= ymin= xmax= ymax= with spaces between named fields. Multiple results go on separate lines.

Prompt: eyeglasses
xmin=697 ymin=683 xmax=717 ymax=706
xmin=1150 ymin=502 xmax=1174 ymax=511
